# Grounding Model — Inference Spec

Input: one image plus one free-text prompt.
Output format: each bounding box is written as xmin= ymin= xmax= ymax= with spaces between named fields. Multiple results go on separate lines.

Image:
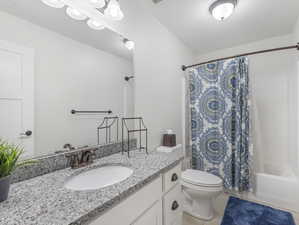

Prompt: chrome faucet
xmin=66 ymin=149 xmax=96 ymax=169
xmin=63 ymin=143 xmax=75 ymax=151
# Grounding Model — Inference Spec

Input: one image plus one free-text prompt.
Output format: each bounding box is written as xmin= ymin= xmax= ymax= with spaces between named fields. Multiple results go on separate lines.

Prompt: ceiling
xmin=0 ymin=0 xmax=133 ymax=60
xmin=141 ymin=0 xmax=299 ymax=55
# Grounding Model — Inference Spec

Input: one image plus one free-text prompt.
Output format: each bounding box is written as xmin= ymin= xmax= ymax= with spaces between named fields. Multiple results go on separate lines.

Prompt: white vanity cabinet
xmin=132 ymin=201 xmax=163 ymax=225
xmin=162 ymin=163 xmax=182 ymax=225
xmin=89 ymin=163 xmax=182 ymax=225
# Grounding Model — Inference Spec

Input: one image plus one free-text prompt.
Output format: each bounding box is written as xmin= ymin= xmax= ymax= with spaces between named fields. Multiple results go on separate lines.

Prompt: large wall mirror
xmin=0 ymin=0 xmax=135 ymax=158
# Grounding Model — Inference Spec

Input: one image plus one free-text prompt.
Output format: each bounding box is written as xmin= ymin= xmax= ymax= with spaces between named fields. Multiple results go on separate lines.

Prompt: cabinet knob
xmin=171 ymin=201 xmax=179 ymax=211
xmin=171 ymin=173 xmax=178 ymax=182
xmin=20 ymin=130 xmax=32 ymax=137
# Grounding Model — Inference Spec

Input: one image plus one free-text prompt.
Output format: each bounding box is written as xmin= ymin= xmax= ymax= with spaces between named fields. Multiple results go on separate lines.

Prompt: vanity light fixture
xmin=87 ymin=19 xmax=106 ymax=30
xmin=123 ymin=38 xmax=135 ymax=50
xmin=104 ymin=0 xmax=124 ymax=21
xmin=40 ymin=0 xmax=124 ymax=30
xmin=89 ymin=0 xmax=106 ymax=9
xmin=41 ymin=0 xmax=65 ymax=8
xmin=66 ymin=7 xmax=87 ymax=20
xmin=209 ymin=0 xmax=237 ymax=21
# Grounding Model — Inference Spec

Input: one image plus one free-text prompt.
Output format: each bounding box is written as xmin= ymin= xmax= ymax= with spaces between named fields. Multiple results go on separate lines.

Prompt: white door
xmin=0 ymin=40 xmax=34 ymax=157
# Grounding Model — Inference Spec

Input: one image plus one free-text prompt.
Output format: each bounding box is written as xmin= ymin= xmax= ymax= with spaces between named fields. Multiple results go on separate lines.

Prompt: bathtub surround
xmin=221 ymin=197 xmax=296 ymax=225
xmin=0 ymin=149 xmax=183 ymax=225
xmin=188 ymin=57 xmax=252 ymax=192
xmin=253 ymin=172 xmax=299 ymax=211
xmin=12 ymin=140 xmax=136 ymax=183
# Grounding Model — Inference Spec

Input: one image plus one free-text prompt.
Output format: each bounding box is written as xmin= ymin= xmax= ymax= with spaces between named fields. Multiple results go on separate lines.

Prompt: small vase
xmin=0 ymin=175 xmax=11 ymax=202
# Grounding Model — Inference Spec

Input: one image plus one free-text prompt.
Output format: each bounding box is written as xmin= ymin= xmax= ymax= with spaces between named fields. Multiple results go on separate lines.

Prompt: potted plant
xmin=0 ymin=140 xmax=33 ymax=202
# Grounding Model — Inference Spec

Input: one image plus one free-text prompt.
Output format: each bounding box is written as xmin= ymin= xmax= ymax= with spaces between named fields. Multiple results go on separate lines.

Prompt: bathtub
xmin=252 ymin=166 xmax=299 ymax=212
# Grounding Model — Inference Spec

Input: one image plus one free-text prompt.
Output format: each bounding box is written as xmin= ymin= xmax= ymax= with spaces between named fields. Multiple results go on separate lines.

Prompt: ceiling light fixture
xmin=89 ymin=0 xmax=106 ymax=9
xmin=209 ymin=0 xmax=237 ymax=21
xmin=104 ymin=0 xmax=124 ymax=21
xmin=66 ymin=7 xmax=87 ymax=20
xmin=41 ymin=0 xmax=65 ymax=8
xmin=87 ymin=19 xmax=105 ymax=30
xmin=123 ymin=39 xmax=135 ymax=50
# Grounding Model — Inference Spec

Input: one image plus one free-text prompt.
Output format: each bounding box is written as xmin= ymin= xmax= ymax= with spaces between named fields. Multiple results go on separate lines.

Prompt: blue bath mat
xmin=221 ymin=197 xmax=296 ymax=225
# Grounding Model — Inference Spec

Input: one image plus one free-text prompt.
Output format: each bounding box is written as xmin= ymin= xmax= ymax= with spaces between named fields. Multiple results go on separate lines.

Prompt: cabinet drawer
xmin=163 ymin=184 xmax=182 ymax=225
xmin=163 ymin=163 xmax=181 ymax=193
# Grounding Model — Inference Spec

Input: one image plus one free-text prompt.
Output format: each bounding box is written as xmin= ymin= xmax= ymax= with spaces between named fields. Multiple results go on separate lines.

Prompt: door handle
xmin=20 ymin=130 xmax=32 ymax=137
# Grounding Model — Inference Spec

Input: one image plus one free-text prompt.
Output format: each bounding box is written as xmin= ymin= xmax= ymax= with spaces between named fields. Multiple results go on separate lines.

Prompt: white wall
xmin=294 ymin=18 xmax=299 ymax=41
xmin=0 ymin=11 xmax=133 ymax=156
xmin=100 ymin=1 xmax=194 ymax=150
xmin=195 ymin=35 xmax=298 ymax=175
xmin=293 ymin=17 xmax=299 ymax=176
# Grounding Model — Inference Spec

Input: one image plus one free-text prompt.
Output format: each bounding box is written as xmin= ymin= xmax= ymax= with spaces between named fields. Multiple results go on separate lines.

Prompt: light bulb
xmin=87 ymin=19 xmax=105 ymax=30
xmin=41 ymin=0 xmax=65 ymax=8
xmin=66 ymin=7 xmax=87 ymax=20
xmin=104 ymin=0 xmax=124 ymax=21
xmin=89 ymin=0 xmax=106 ymax=9
xmin=209 ymin=0 xmax=237 ymax=21
xmin=123 ymin=39 xmax=135 ymax=50
xmin=212 ymin=3 xmax=234 ymax=20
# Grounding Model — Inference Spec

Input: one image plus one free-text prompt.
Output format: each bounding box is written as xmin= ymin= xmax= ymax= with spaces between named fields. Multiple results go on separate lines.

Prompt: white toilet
xmin=181 ymin=169 xmax=223 ymax=220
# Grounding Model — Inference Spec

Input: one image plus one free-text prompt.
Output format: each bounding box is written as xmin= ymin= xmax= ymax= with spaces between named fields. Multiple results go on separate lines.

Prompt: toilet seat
xmin=182 ymin=169 xmax=223 ymax=188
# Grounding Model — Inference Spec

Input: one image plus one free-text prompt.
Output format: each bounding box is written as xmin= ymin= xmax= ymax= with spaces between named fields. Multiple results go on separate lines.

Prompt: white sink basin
xmin=64 ymin=165 xmax=133 ymax=191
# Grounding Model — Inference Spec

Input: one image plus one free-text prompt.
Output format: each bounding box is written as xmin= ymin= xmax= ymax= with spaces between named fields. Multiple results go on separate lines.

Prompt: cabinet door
xmin=89 ymin=177 xmax=162 ymax=225
xmin=132 ymin=201 xmax=162 ymax=225
xmin=163 ymin=185 xmax=183 ymax=225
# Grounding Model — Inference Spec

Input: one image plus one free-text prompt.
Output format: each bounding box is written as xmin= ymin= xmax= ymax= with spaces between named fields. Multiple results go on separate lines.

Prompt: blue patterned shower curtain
xmin=189 ymin=57 xmax=252 ymax=192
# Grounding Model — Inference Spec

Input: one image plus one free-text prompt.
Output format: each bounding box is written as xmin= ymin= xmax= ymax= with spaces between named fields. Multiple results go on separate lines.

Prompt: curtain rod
xmin=181 ymin=43 xmax=299 ymax=71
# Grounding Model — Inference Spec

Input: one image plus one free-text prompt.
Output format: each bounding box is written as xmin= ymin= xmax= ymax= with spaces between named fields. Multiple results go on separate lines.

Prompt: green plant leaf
xmin=0 ymin=139 xmax=35 ymax=178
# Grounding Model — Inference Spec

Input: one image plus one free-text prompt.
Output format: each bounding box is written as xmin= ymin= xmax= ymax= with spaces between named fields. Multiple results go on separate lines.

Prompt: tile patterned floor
xmin=183 ymin=194 xmax=299 ymax=225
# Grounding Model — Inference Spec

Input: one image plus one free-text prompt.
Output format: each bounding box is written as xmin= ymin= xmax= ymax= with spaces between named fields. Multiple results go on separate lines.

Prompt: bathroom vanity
xmin=0 ymin=149 xmax=183 ymax=225
xmin=90 ymin=161 xmax=182 ymax=225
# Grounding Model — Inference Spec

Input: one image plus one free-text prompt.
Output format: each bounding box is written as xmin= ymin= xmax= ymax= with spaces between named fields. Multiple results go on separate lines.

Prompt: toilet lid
xmin=182 ymin=169 xmax=222 ymax=187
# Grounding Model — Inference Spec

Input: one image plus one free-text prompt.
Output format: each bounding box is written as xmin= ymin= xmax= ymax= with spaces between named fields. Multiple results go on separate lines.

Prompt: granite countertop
xmin=0 ymin=149 xmax=183 ymax=225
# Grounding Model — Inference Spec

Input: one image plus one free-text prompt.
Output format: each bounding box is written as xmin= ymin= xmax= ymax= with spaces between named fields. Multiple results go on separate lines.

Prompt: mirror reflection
xmin=0 ymin=0 xmax=135 ymax=158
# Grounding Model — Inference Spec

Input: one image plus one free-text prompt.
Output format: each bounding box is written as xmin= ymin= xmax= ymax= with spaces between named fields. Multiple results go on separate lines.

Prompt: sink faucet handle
xmin=66 ymin=153 xmax=80 ymax=169
xmin=91 ymin=149 xmax=96 ymax=158
xmin=81 ymin=149 xmax=95 ymax=164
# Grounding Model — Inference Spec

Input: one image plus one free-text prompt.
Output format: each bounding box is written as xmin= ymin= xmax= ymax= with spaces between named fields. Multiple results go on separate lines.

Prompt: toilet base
xmin=183 ymin=199 xmax=215 ymax=221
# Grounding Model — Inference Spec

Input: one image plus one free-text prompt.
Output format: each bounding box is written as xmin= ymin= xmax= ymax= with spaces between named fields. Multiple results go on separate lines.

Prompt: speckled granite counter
xmin=0 ymin=149 xmax=183 ymax=225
